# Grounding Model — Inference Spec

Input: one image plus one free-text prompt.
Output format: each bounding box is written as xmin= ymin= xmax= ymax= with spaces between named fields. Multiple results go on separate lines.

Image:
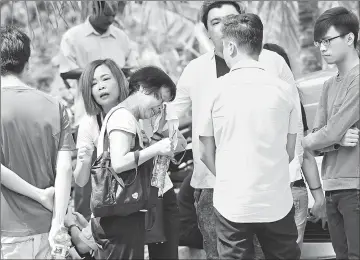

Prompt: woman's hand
xmin=154 ymin=138 xmax=174 ymax=157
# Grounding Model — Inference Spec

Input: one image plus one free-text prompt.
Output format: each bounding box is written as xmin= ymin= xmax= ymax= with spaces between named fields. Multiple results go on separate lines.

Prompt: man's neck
xmin=336 ymin=49 xmax=359 ymax=77
xmin=228 ymin=55 xmax=258 ymax=69
xmin=1 ymin=74 xmax=26 ymax=88
xmin=89 ymin=16 xmax=107 ymax=35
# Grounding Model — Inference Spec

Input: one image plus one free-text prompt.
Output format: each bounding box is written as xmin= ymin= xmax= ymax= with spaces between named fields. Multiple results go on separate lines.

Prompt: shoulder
xmin=260 ymin=49 xmax=284 ymax=63
xmin=62 ymin=23 xmax=85 ymax=40
xmin=107 ymin=107 xmax=137 ymax=134
xmin=259 ymin=49 xmax=287 ymax=73
xmin=28 ymin=87 xmax=61 ymax=107
xmin=182 ymin=52 xmax=213 ymax=72
xmin=111 ymin=26 xmax=129 ymax=40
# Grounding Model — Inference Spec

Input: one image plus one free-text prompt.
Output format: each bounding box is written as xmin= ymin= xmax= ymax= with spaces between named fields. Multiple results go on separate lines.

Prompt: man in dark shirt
xmin=1 ymin=26 xmax=75 ymax=258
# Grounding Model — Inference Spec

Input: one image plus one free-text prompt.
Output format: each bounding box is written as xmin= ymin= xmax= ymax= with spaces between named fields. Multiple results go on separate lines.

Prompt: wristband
xmin=151 ymin=136 xmax=161 ymax=142
xmin=309 ymin=185 xmax=322 ymax=191
xmin=153 ymin=132 xmax=164 ymax=139
xmin=68 ymin=224 xmax=80 ymax=232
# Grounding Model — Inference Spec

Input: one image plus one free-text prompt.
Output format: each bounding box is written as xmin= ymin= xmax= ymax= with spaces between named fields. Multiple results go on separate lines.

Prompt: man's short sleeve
xmin=107 ymin=109 xmax=137 ymax=135
xmin=58 ymin=104 xmax=76 ymax=151
xmin=197 ymin=87 xmax=216 ymax=137
xmin=288 ymin=104 xmax=299 ymax=134
xmin=59 ymin=32 xmax=79 ymax=73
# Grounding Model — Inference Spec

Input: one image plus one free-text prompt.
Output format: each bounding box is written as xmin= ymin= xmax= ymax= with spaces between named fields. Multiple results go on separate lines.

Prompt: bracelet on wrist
xmin=68 ymin=224 xmax=80 ymax=232
xmin=151 ymin=136 xmax=161 ymax=142
xmin=153 ymin=132 xmax=164 ymax=139
xmin=309 ymin=185 xmax=322 ymax=191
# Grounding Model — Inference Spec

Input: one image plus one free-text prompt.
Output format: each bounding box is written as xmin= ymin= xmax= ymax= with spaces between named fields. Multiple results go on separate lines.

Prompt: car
xmin=296 ymin=68 xmax=337 ymax=260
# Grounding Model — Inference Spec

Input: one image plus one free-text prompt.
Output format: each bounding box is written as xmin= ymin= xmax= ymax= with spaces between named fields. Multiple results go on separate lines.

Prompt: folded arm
xmin=303 ymin=82 xmax=359 ymax=151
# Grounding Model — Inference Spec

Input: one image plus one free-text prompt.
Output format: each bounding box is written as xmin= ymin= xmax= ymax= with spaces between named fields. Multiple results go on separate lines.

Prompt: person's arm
xmin=303 ymin=79 xmax=360 ymax=151
xmin=64 ymin=211 xmax=92 ymax=254
xmin=199 ymin=136 xmax=216 ymax=175
xmin=106 ymin=110 xmax=173 ymax=173
xmin=198 ymin=86 xmax=217 ymax=175
xmin=1 ymin=164 xmax=54 ymax=211
xmin=59 ymin=32 xmax=82 ymax=80
xmin=73 ymin=118 xmax=95 ymax=187
xmin=109 ymin=130 xmax=172 ymax=173
xmin=49 ymin=105 xmax=76 ymax=247
xmin=287 ymin=134 xmax=297 ymax=162
xmin=172 ymin=65 xmax=194 ymax=124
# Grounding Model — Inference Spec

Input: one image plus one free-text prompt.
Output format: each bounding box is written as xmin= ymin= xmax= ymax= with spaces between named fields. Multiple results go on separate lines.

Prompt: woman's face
xmin=91 ymin=64 xmax=120 ymax=111
xmin=139 ymin=86 xmax=172 ymax=119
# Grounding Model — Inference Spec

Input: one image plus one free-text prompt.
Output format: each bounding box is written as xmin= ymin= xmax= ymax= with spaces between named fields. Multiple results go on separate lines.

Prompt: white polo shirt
xmin=198 ymin=60 xmax=298 ymax=223
xmin=173 ymin=49 xmax=302 ymax=189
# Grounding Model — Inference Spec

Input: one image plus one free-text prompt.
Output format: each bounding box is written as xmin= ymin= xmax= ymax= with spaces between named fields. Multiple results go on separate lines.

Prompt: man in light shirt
xmin=172 ymin=1 xmax=301 ymax=258
xmin=198 ymin=14 xmax=300 ymax=259
xmin=59 ymin=0 xmax=137 ymax=220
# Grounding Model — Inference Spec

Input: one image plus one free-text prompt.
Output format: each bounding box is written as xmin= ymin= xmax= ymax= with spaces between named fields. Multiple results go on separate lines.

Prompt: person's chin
xmin=322 ymin=55 xmax=335 ymax=64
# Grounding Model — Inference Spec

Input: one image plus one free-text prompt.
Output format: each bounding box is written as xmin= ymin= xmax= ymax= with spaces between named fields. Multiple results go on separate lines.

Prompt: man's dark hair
xmin=263 ymin=43 xmax=292 ymax=70
xmin=1 ymin=26 xmax=31 ymax=76
xmin=314 ymin=7 xmax=359 ymax=48
xmin=128 ymin=66 xmax=176 ymax=102
xmin=222 ymin=13 xmax=263 ymax=57
xmin=200 ymin=0 xmax=245 ymax=30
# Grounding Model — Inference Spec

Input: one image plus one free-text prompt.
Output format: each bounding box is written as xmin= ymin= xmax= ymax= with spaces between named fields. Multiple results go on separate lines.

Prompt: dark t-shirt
xmin=1 ymin=85 xmax=75 ymax=236
xmin=215 ymin=55 xmax=230 ymax=78
xmin=300 ymin=102 xmax=309 ymax=132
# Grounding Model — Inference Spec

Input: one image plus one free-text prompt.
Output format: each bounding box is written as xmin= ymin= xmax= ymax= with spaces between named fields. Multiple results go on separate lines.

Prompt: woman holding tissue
xmin=74 ymin=59 xmax=184 ymax=259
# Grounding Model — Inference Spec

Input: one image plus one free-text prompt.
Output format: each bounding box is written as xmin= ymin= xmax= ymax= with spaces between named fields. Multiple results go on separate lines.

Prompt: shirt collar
xmin=230 ymin=59 xmax=266 ymax=72
xmin=83 ymin=17 xmax=116 ymax=38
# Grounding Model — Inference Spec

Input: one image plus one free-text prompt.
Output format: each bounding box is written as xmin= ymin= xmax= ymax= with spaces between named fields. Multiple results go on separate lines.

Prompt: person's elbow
xmin=111 ymin=158 xmax=128 ymax=173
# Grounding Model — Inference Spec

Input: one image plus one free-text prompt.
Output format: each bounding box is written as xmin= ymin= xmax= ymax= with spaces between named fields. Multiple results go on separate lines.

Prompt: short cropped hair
xmin=314 ymin=7 xmax=359 ymax=48
xmin=1 ymin=26 xmax=31 ymax=76
xmin=79 ymin=59 xmax=129 ymax=116
xmin=263 ymin=43 xmax=292 ymax=70
xmin=222 ymin=13 xmax=263 ymax=57
xmin=200 ymin=0 xmax=245 ymax=30
xmin=128 ymin=66 xmax=176 ymax=102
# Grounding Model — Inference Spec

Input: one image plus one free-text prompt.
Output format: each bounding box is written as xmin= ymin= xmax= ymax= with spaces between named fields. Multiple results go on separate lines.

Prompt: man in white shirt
xmin=59 ymin=1 xmax=138 ymax=220
xmin=172 ymin=1 xmax=301 ymax=258
xmin=198 ymin=14 xmax=300 ymax=260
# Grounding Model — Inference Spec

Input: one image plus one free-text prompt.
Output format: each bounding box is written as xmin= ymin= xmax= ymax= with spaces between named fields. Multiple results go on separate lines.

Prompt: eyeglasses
xmin=314 ymin=34 xmax=347 ymax=48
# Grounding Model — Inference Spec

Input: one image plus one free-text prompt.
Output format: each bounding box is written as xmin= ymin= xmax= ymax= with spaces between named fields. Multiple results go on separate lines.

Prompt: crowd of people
xmin=1 ymin=1 xmax=359 ymax=259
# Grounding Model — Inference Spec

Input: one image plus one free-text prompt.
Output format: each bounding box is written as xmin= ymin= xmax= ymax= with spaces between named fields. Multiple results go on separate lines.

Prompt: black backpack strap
xmin=96 ymin=114 xmax=103 ymax=130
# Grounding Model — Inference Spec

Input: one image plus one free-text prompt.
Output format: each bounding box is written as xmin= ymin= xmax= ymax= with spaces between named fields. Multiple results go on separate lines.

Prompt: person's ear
xmin=229 ymin=41 xmax=237 ymax=58
xmin=347 ymin=32 xmax=355 ymax=46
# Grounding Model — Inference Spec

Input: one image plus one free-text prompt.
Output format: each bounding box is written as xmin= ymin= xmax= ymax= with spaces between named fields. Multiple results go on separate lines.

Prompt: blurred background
xmin=1 ymin=1 xmax=359 ymax=115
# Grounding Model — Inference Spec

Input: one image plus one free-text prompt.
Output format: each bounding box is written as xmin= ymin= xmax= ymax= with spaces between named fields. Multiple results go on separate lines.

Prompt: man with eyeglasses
xmin=302 ymin=7 xmax=359 ymax=260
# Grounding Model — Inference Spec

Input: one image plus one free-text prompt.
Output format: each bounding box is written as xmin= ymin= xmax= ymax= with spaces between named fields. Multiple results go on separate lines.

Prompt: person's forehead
xmin=94 ymin=65 xmax=111 ymax=77
xmin=322 ymin=26 xmax=340 ymax=38
xmin=207 ymin=4 xmax=240 ymax=22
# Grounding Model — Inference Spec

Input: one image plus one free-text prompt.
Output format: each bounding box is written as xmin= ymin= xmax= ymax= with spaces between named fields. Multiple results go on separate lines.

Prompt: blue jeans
xmin=326 ymin=189 xmax=360 ymax=260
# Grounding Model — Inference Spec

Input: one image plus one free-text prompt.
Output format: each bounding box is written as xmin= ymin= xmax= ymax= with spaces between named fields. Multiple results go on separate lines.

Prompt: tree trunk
xmin=298 ymin=0 xmax=322 ymax=74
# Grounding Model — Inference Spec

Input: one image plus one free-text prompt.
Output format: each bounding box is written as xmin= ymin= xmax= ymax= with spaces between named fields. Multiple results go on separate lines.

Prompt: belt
xmin=292 ymin=178 xmax=306 ymax=188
